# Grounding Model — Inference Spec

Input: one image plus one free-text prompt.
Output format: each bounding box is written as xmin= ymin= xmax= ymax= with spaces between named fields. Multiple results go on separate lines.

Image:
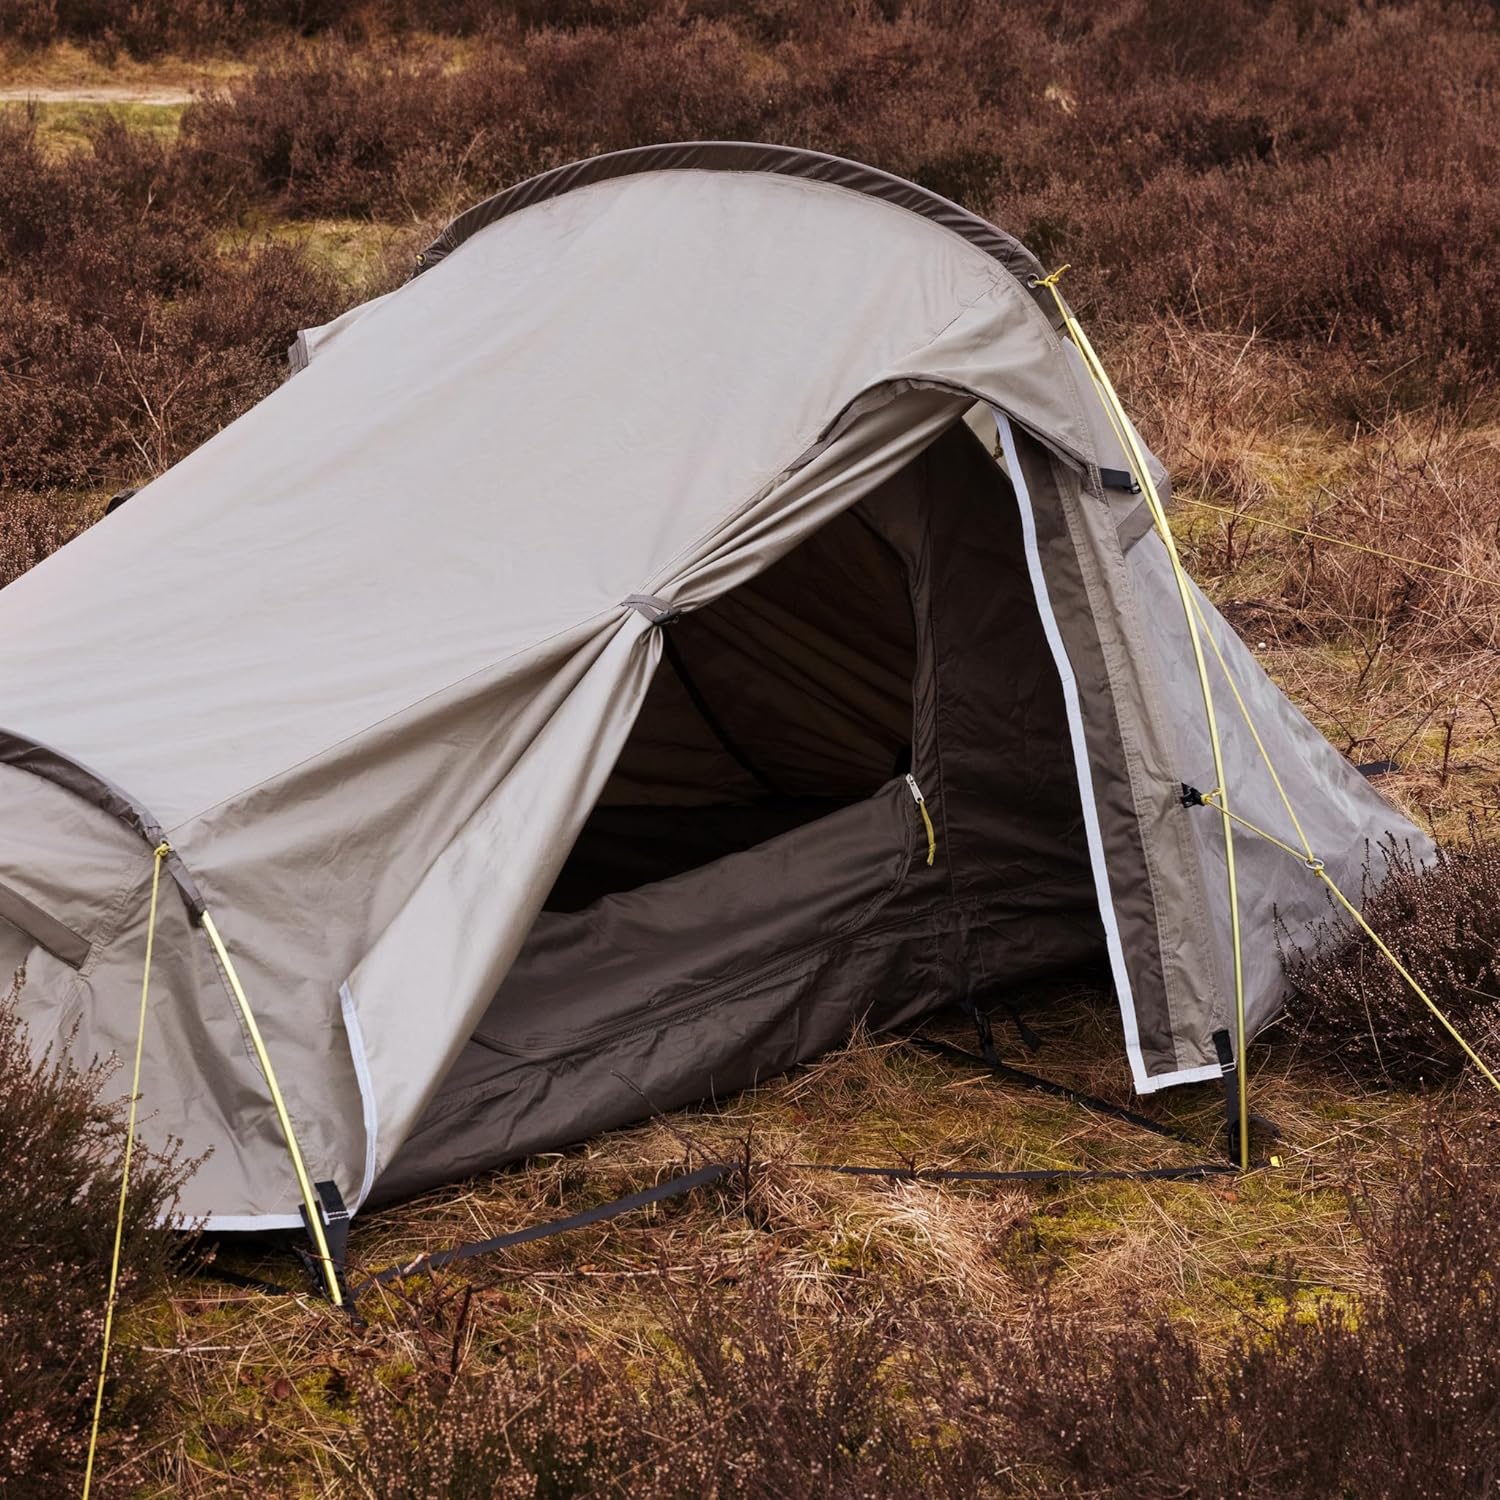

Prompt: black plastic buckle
xmin=1100 ymin=467 xmax=1141 ymax=494
xmin=297 ymin=1180 xmax=355 ymax=1309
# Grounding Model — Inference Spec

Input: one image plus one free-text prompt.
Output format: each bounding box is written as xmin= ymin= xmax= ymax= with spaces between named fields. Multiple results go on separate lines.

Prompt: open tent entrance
xmin=543 ymin=498 xmax=919 ymax=913
xmin=376 ymin=408 xmax=1114 ymax=1205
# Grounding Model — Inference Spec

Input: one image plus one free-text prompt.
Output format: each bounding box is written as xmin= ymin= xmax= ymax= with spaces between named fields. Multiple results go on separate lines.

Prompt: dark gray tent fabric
xmin=0 ymin=143 xmax=1431 ymax=1227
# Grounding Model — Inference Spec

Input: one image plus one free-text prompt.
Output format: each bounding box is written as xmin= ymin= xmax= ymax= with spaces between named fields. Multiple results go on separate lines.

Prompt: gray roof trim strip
xmin=413 ymin=141 xmax=1057 ymax=325
xmin=0 ymin=729 xmax=206 ymax=919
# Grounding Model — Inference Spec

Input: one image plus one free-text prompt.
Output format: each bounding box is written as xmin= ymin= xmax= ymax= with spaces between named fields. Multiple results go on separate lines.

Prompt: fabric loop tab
xmin=622 ymin=594 xmax=682 ymax=625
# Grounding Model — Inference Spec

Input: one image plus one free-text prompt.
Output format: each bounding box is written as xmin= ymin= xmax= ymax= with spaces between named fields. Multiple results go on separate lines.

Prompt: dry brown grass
xmin=1113 ymin=319 xmax=1500 ymax=843
xmin=101 ymin=983 xmax=1473 ymax=1496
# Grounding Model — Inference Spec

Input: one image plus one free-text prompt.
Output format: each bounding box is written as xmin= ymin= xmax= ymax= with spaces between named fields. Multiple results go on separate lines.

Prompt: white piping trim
xmin=995 ymin=409 xmax=1155 ymax=1094
xmin=200 ymin=1212 xmax=304 ymax=1232
xmin=1134 ymin=1060 xmax=1224 ymax=1093
xmin=339 ymin=980 xmax=380 ymax=1212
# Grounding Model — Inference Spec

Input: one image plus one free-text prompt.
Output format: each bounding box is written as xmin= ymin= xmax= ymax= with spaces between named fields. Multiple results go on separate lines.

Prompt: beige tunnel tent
xmin=0 ymin=144 xmax=1428 ymax=1229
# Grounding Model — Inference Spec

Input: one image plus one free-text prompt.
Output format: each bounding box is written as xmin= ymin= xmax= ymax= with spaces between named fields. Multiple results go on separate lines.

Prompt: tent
xmin=0 ymin=144 xmax=1426 ymax=1248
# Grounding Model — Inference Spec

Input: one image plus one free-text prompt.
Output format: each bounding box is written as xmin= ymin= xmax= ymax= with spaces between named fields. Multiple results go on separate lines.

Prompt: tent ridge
xmin=413 ymin=141 xmax=1059 ymax=326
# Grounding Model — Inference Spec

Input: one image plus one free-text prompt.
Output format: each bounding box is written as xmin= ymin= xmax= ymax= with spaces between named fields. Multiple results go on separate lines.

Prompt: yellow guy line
xmin=1032 ymin=266 xmax=1251 ymax=1170
xmin=1032 ymin=267 xmax=1500 ymax=1114
xmin=1185 ymin=589 xmax=1317 ymax=863
xmin=1178 ymin=468 xmax=1500 ymax=1101
xmin=1179 ymin=498 xmax=1500 ymax=591
xmin=1195 ymin=793 xmax=1500 ymax=1096
xmin=83 ymin=842 xmax=169 ymax=1500
xmin=200 ymin=911 xmax=343 ymax=1306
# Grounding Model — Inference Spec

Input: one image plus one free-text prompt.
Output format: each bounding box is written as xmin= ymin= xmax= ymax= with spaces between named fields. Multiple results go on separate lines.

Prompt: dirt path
xmin=0 ymin=84 xmax=194 ymax=104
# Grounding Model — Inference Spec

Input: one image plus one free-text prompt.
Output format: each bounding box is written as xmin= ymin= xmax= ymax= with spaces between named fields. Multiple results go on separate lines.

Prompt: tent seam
xmin=633 ymin=288 xmax=1007 ymax=597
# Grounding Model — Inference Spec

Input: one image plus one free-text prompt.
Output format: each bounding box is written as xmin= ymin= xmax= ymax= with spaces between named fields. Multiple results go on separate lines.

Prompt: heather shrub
xmin=1161 ymin=390 xmax=1500 ymax=660
xmin=1276 ymin=416 xmax=1500 ymax=657
xmin=352 ymin=1117 xmax=1500 ymax=1498
xmin=157 ymin=0 xmax=1500 ymax=410
xmin=980 ymin=1116 xmax=1500 ymax=1497
xmin=0 ymin=0 xmax=505 ymax=57
xmin=0 ymin=0 xmax=1492 ymax=514
xmin=1283 ymin=838 xmax=1500 ymax=1089
xmin=0 ymin=489 xmax=90 ymax=587
xmin=0 ymin=109 xmax=344 ymax=492
xmin=355 ymin=1268 xmax=997 ymax=1498
xmin=179 ymin=20 xmax=786 ymax=221
xmin=0 ymin=973 xmax=195 ymax=1497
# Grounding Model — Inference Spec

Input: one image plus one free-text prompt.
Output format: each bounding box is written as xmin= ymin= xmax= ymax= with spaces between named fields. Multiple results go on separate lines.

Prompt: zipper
xmin=905 ymin=773 xmax=937 ymax=866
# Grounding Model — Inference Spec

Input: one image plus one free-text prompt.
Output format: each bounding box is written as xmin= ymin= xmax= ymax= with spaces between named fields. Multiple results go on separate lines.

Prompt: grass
xmin=218 ymin=215 xmax=418 ymax=290
xmin=113 ymin=987 xmax=1463 ymax=1494
xmin=17 ymin=97 xmax=185 ymax=151
xmin=0 ymin=38 xmax=248 ymax=90
xmin=1117 ymin=323 xmax=1500 ymax=846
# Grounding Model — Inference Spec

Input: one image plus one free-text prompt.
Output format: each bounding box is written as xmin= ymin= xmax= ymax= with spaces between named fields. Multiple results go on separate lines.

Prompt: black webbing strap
xmin=959 ymin=996 xmax=1002 ymax=1066
xmin=354 ymin=1161 xmax=735 ymax=1295
xmin=297 ymin=1179 xmax=354 ymax=1304
xmin=1214 ymin=1027 xmax=1244 ymax=1165
xmin=196 ymin=1263 xmax=294 ymax=1297
xmin=1001 ymin=1001 xmax=1044 ymax=1053
xmin=198 ymin=1140 xmax=1237 ymax=1305
xmin=958 ymin=992 xmax=1041 ymax=1060
xmin=197 ymin=1048 xmax=1242 ymax=1304
xmin=910 ymin=1035 xmax=1208 ymax=1151
xmin=793 ymin=1161 xmax=1235 ymax=1184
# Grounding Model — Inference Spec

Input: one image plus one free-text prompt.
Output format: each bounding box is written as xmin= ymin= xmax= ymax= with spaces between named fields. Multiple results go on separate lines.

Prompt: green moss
xmin=217 ymin=216 xmax=410 ymax=295
xmin=23 ymin=98 xmax=185 ymax=153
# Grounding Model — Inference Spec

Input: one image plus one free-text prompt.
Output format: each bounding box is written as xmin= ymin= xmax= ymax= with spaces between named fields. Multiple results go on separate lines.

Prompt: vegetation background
xmin=3 ymin=1 xmax=1500 ymax=1494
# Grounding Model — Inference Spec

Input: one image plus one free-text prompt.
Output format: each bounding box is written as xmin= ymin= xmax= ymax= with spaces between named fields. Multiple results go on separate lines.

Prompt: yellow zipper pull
xmin=905 ymin=773 xmax=936 ymax=866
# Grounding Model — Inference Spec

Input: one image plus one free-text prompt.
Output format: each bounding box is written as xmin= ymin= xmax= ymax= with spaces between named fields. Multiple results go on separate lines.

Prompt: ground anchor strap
xmin=202 ymin=1052 xmax=1241 ymax=1306
xmin=199 ymin=1013 xmax=1252 ymax=1306
xmin=910 ymin=1034 xmax=1210 ymax=1151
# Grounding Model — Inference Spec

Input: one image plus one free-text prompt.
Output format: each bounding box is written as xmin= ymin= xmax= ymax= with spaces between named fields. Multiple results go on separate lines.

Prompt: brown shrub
xmin=1278 ymin=418 xmax=1500 ymax=659
xmin=1283 ymin=837 xmax=1500 ymax=1090
xmin=0 ymin=973 xmax=196 ymax=1498
xmin=0 ymin=489 xmax=90 ymax=588
xmin=0 ymin=109 xmax=344 ymax=493
xmin=178 ymin=19 xmax=787 ymax=221
xmin=0 ymin=0 xmax=505 ymax=58
xmin=4 ymin=0 xmax=1499 ymax=581
xmin=354 ymin=1265 xmax=998 ymax=1499
xmin=981 ymin=1115 xmax=1500 ymax=1497
xmin=162 ymin=0 xmax=1500 ymax=410
xmin=350 ymin=1117 xmax=1500 ymax=1498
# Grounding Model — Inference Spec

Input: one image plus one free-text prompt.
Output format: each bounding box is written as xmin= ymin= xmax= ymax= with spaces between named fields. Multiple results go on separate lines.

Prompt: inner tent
xmin=374 ymin=409 xmax=1109 ymax=1203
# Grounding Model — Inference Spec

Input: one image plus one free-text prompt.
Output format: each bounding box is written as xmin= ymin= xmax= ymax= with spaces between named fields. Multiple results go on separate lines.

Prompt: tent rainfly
xmin=0 ymin=144 xmax=1427 ymax=1250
